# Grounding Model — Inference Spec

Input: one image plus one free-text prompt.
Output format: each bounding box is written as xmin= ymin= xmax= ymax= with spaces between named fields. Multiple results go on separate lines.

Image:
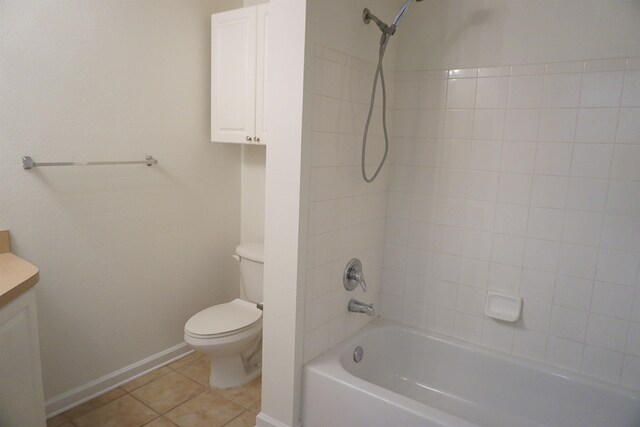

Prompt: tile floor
xmin=46 ymin=352 xmax=261 ymax=427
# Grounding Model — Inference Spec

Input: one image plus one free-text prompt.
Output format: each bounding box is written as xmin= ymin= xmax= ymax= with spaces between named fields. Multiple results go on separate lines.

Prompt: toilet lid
xmin=185 ymin=298 xmax=262 ymax=337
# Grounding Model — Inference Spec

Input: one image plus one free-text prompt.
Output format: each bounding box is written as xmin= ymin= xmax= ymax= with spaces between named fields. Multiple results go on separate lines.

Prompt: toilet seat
xmin=185 ymin=298 xmax=262 ymax=339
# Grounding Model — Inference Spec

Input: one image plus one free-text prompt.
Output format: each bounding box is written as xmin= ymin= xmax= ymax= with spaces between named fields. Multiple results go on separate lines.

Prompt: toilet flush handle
xmin=232 ymin=255 xmax=240 ymax=262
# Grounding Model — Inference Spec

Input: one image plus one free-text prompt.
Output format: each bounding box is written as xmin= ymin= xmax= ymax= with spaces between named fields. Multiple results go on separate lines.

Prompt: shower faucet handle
xmin=344 ymin=258 xmax=367 ymax=292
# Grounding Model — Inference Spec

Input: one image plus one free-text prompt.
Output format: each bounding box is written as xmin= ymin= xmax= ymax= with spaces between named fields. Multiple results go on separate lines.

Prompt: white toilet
xmin=184 ymin=243 xmax=263 ymax=389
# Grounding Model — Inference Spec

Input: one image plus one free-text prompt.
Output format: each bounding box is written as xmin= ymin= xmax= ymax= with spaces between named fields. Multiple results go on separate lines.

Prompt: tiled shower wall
xmin=380 ymin=57 xmax=640 ymax=390
xmin=302 ymin=46 xmax=391 ymax=363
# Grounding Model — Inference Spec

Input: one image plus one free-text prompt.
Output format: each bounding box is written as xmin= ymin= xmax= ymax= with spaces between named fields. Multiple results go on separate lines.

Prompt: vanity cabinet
xmin=211 ymin=4 xmax=270 ymax=145
xmin=0 ymin=289 xmax=46 ymax=427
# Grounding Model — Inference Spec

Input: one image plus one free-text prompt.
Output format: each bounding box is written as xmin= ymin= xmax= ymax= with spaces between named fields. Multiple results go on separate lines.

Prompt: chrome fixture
xmin=361 ymin=0 xmax=422 ymax=183
xmin=348 ymin=299 xmax=376 ymax=317
xmin=344 ymin=258 xmax=367 ymax=292
xmin=22 ymin=155 xmax=157 ymax=170
xmin=353 ymin=346 xmax=364 ymax=363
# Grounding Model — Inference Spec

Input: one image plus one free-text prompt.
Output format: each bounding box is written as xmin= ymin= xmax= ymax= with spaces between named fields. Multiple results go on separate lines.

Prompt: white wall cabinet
xmin=0 ymin=289 xmax=46 ymax=427
xmin=211 ymin=5 xmax=270 ymax=145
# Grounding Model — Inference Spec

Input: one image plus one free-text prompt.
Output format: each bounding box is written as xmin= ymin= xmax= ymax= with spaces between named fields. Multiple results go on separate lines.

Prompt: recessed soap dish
xmin=484 ymin=292 xmax=522 ymax=322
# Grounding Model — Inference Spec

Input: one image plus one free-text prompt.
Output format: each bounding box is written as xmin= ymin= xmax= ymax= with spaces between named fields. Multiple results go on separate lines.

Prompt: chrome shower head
xmin=363 ymin=0 xmax=421 ymax=36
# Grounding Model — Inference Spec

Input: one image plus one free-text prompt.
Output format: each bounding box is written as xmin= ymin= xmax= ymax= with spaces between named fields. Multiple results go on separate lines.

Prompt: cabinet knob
xmin=246 ymin=136 xmax=253 ymax=142
xmin=254 ymin=137 xmax=260 ymax=143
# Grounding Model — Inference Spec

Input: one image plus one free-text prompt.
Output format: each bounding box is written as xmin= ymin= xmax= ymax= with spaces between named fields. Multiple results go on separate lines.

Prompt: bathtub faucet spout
xmin=348 ymin=299 xmax=376 ymax=317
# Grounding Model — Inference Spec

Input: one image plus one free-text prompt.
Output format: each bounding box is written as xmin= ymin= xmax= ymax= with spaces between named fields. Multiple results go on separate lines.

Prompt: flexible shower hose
xmin=361 ymin=32 xmax=392 ymax=183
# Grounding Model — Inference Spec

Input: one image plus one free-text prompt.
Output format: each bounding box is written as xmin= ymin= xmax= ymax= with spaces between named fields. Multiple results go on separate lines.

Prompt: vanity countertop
xmin=0 ymin=230 xmax=40 ymax=309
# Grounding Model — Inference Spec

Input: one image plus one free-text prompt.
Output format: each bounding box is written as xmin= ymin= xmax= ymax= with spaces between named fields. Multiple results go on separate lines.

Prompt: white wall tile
xmin=473 ymin=109 xmax=505 ymax=140
xmin=601 ymin=215 xmax=640 ymax=252
xmin=465 ymin=200 xmax=495 ymax=231
xmin=575 ymin=108 xmax=619 ymax=143
xmin=558 ymin=243 xmax=599 ymax=279
xmin=520 ymin=299 xmax=552 ymax=332
xmin=549 ymin=306 xmax=589 ymax=341
xmin=535 ymin=142 xmax=573 ymax=175
xmin=498 ymin=173 xmax=533 ymax=205
xmin=482 ymin=319 xmax=514 ymax=353
xmin=616 ymin=108 xmax=640 ymax=144
xmin=554 ymin=275 xmax=593 ymax=311
xmin=570 ymin=143 xmax=613 ymax=178
xmin=501 ymin=141 xmax=537 ymax=173
xmin=580 ymin=71 xmax=624 ymax=108
xmin=621 ymin=355 xmax=640 ymax=390
xmin=562 ymin=211 xmax=602 ymax=246
xmin=595 ymin=249 xmax=640 ymax=286
xmin=470 ymin=140 xmax=502 ymax=171
xmin=523 ymin=237 xmax=561 ymax=272
xmin=531 ymin=175 xmax=569 ymax=209
xmin=539 ymin=110 xmax=578 ymax=143
xmin=508 ymin=75 xmax=544 ymax=108
xmin=581 ymin=345 xmax=623 ymax=383
xmin=611 ymin=145 xmax=640 ymax=180
xmin=459 ymin=258 xmax=490 ymax=289
xmin=427 ymin=306 xmax=455 ymax=335
xmin=546 ymin=336 xmax=584 ymax=372
xmin=591 ymin=282 xmax=634 ymax=319
xmin=494 ymin=204 xmax=529 ymax=236
xmin=622 ymin=70 xmax=640 ymax=107
xmin=513 ymin=329 xmax=547 ymax=362
xmin=521 ymin=269 xmax=556 ymax=302
xmin=543 ymin=73 xmax=582 ymax=108
xmin=488 ymin=263 xmax=521 ymax=293
xmin=456 ymin=285 xmax=486 ymax=317
xmin=625 ymin=322 xmax=640 ymax=357
xmin=384 ymin=56 xmax=640 ymax=390
xmin=566 ymin=177 xmax=608 ymax=213
xmin=527 ymin=207 xmax=564 ymax=241
xmin=444 ymin=110 xmax=474 ymax=139
xmin=453 ymin=313 xmax=483 ymax=344
xmin=491 ymin=234 xmax=525 ymax=266
xmin=447 ymin=78 xmax=477 ymax=108
xmin=607 ymin=180 xmax=640 ymax=217
xmin=504 ymin=109 xmax=540 ymax=141
xmin=586 ymin=314 xmax=628 ymax=352
xmin=476 ymin=77 xmax=509 ymax=108
xmin=467 ymin=171 xmax=499 ymax=201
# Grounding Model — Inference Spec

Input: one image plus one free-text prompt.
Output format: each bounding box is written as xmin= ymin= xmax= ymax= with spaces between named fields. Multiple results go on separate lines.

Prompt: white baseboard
xmin=256 ymin=412 xmax=301 ymax=427
xmin=45 ymin=342 xmax=192 ymax=418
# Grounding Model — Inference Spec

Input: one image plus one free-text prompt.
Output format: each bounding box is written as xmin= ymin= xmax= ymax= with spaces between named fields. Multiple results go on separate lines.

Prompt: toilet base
xmin=209 ymin=355 xmax=261 ymax=389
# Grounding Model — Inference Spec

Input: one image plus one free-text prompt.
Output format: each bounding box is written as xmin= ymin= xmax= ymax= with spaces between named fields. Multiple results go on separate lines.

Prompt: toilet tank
xmin=235 ymin=243 xmax=264 ymax=303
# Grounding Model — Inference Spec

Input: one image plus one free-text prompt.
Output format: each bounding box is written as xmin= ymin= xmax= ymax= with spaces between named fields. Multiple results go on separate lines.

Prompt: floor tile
xmin=143 ymin=417 xmax=178 ymax=427
xmin=63 ymin=387 xmax=127 ymax=420
xmin=249 ymin=400 xmax=261 ymax=414
xmin=224 ymin=411 xmax=256 ymax=427
xmin=46 ymin=414 xmax=70 ymax=427
xmin=123 ymin=366 xmax=173 ymax=392
xmin=169 ymin=352 xmax=204 ymax=370
xmin=73 ymin=394 xmax=158 ymax=427
xmin=178 ymin=357 xmax=210 ymax=387
xmin=164 ymin=390 xmax=244 ymax=427
xmin=131 ymin=371 xmax=205 ymax=414
xmin=214 ymin=377 xmax=261 ymax=408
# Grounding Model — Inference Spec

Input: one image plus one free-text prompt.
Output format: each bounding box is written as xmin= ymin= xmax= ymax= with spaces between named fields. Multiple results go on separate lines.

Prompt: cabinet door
xmin=254 ymin=4 xmax=270 ymax=145
xmin=211 ymin=7 xmax=257 ymax=143
xmin=0 ymin=290 xmax=46 ymax=427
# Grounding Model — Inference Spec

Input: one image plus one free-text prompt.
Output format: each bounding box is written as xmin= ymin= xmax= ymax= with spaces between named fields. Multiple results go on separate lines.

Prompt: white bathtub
xmin=302 ymin=319 xmax=640 ymax=427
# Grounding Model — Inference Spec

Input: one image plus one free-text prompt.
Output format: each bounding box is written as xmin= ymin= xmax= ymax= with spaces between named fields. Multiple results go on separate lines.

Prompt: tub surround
xmin=0 ymin=230 xmax=40 ymax=309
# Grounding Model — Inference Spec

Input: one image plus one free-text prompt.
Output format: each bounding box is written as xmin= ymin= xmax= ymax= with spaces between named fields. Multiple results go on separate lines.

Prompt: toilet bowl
xmin=184 ymin=243 xmax=263 ymax=389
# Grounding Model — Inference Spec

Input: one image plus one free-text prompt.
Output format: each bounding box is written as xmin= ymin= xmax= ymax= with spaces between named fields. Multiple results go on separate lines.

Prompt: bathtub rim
xmin=305 ymin=317 xmax=640 ymax=403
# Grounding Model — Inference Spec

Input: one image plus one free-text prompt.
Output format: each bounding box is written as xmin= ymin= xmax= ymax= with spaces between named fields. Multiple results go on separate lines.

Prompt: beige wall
xmin=394 ymin=0 xmax=640 ymax=71
xmin=0 ymin=0 xmax=243 ymax=401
